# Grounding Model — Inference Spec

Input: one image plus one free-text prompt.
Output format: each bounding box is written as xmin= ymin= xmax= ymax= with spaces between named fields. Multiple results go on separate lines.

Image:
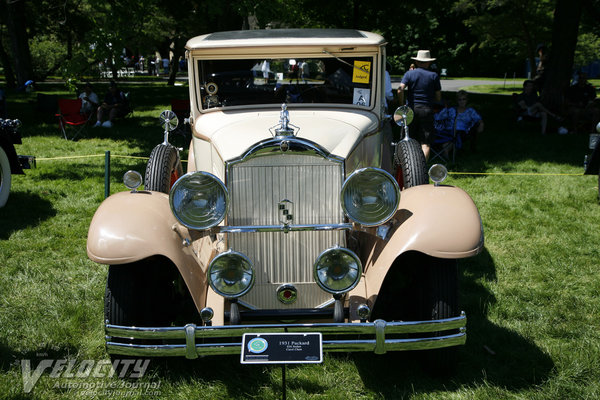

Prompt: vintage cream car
xmin=87 ymin=29 xmax=483 ymax=369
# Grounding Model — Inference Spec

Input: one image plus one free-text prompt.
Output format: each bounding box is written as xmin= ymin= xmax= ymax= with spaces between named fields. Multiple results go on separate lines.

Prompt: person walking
xmin=397 ymin=50 xmax=442 ymax=160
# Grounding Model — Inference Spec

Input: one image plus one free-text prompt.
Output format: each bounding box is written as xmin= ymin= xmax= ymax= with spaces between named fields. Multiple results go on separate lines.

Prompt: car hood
xmin=193 ymin=109 xmax=379 ymax=162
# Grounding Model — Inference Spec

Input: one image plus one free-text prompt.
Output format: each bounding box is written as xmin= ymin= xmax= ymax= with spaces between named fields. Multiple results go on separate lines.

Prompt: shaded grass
xmin=1 ymin=84 xmax=600 ymax=399
xmin=461 ymin=78 xmax=599 ymax=95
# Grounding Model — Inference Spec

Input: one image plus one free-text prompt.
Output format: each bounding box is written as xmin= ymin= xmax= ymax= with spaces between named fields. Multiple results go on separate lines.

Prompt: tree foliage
xmin=0 ymin=0 xmax=598 ymax=90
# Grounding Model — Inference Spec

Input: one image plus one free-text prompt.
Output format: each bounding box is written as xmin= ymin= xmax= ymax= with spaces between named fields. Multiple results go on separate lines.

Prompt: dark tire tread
xmin=394 ymin=139 xmax=428 ymax=189
xmin=144 ymin=144 xmax=182 ymax=193
xmin=421 ymin=258 xmax=459 ymax=376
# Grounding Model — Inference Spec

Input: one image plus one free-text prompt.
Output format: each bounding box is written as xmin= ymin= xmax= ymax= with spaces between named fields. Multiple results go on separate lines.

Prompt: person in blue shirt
xmin=397 ymin=50 xmax=442 ymax=160
xmin=435 ymin=90 xmax=484 ymax=152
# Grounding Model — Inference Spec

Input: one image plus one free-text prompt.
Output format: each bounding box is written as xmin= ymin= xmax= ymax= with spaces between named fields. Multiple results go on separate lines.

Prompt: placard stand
xmin=240 ymin=332 xmax=323 ymax=399
xmin=281 ymin=364 xmax=287 ymax=400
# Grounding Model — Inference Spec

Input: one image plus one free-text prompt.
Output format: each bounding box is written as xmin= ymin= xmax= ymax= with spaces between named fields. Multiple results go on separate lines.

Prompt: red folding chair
xmin=55 ymin=98 xmax=92 ymax=140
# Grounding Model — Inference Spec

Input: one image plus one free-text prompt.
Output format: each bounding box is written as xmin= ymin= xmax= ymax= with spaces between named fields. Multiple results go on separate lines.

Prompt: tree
xmin=4 ymin=0 xmax=34 ymax=86
xmin=453 ymin=0 xmax=554 ymax=77
xmin=541 ymin=0 xmax=584 ymax=111
xmin=0 ymin=1 xmax=16 ymax=88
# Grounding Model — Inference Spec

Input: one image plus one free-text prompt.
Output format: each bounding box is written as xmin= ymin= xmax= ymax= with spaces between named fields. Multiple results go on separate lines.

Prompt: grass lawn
xmin=461 ymin=78 xmax=600 ymax=95
xmin=1 ymin=81 xmax=600 ymax=399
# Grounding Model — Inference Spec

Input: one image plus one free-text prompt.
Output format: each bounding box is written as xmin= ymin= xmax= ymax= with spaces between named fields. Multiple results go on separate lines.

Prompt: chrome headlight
xmin=341 ymin=167 xmax=400 ymax=226
xmin=169 ymin=171 xmax=228 ymax=230
xmin=208 ymin=250 xmax=255 ymax=298
xmin=123 ymin=170 xmax=143 ymax=191
xmin=428 ymin=164 xmax=448 ymax=186
xmin=314 ymin=247 xmax=362 ymax=295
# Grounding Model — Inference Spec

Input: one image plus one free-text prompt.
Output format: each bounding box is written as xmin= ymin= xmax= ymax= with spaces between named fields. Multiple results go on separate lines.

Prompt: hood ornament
xmin=272 ymin=103 xmax=298 ymax=137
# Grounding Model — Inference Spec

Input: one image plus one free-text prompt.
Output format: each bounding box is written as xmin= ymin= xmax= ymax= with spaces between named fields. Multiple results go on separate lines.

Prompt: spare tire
xmin=145 ymin=143 xmax=183 ymax=193
xmin=393 ymin=138 xmax=428 ymax=190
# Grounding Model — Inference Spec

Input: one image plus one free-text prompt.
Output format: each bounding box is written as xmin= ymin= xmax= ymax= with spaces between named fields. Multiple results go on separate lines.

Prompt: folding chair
xmin=430 ymin=128 xmax=458 ymax=164
xmin=55 ymin=98 xmax=92 ymax=140
xmin=430 ymin=106 xmax=459 ymax=164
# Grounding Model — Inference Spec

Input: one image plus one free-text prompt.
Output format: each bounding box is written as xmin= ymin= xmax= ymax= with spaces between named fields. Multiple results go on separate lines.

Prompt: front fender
xmin=364 ymin=184 xmax=484 ymax=297
xmin=87 ymin=191 xmax=209 ymax=311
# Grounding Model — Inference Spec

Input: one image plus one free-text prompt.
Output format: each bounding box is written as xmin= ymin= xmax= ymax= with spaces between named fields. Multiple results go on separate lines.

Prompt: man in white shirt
xmin=78 ymin=83 xmax=99 ymax=114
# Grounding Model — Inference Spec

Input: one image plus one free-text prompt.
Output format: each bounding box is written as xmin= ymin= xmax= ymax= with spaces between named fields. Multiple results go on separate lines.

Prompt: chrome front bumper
xmin=105 ymin=312 xmax=466 ymax=359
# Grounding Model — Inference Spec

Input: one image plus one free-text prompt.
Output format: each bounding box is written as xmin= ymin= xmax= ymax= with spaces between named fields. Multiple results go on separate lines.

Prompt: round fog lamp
xmin=208 ymin=250 xmax=254 ymax=298
xmin=341 ymin=168 xmax=400 ymax=226
xmin=314 ymin=247 xmax=362 ymax=295
xmin=170 ymin=171 xmax=229 ymax=230
xmin=428 ymin=164 xmax=448 ymax=186
xmin=123 ymin=170 xmax=143 ymax=191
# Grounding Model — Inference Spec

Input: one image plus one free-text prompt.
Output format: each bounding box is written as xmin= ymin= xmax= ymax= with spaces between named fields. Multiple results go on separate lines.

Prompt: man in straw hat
xmin=397 ymin=50 xmax=442 ymax=160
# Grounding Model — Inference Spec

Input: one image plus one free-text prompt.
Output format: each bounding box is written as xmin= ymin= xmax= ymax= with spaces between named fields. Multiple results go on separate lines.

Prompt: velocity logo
xmin=21 ymin=358 xmax=150 ymax=393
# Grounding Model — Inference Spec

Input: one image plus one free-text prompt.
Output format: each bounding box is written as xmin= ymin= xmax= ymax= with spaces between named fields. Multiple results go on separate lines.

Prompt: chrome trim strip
xmin=226 ymin=136 xmax=345 ymax=168
xmin=105 ymin=314 xmax=467 ymax=358
xmin=214 ymin=222 xmax=353 ymax=233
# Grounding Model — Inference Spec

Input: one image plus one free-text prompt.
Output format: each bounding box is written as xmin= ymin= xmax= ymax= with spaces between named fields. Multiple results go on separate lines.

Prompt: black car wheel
xmin=419 ymin=257 xmax=460 ymax=376
xmin=393 ymin=138 xmax=428 ymax=190
xmin=0 ymin=147 xmax=11 ymax=207
xmin=370 ymin=254 xmax=460 ymax=376
xmin=104 ymin=259 xmax=176 ymax=343
xmin=144 ymin=143 xmax=183 ymax=193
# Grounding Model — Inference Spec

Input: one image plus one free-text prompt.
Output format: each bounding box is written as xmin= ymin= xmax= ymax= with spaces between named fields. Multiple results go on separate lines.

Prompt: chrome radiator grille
xmin=227 ymin=153 xmax=345 ymax=309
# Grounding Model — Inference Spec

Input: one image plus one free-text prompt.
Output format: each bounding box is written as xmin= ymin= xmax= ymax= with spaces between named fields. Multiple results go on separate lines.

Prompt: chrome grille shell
xmin=226 ymin=138 xmax=346 ymax=309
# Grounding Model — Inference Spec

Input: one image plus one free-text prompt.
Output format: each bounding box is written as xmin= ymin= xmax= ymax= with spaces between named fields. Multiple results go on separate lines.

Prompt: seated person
xmin=515 ymin=79 xmax=560 ymax=135
xmin=565 ymin=72 xmax=599 ymax=134
xmin=434 ymin=90 xmax=484 ymax=152
xmin=94 ymin=81 xmax=129 ymax=128
xmin=78 ymin=83 xmax=99 ymax=115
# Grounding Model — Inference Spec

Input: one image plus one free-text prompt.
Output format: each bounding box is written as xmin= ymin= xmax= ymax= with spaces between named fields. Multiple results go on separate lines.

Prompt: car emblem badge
xmin=277 ymin=284 xmax=298 ymax=304
xmin=278 ymin=199 xmax=294 ymax=227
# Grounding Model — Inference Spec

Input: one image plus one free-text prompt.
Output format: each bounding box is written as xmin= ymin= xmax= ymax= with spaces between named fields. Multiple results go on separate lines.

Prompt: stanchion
xmin=281 ymin=364 xmax=286 ymax=400
xmin=104 ymin=151 xmax=110 ymax=198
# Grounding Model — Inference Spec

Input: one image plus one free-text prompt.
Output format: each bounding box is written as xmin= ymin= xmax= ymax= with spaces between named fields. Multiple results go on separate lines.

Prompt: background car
xmin=0 ymin=119 xmax=34 ymax=208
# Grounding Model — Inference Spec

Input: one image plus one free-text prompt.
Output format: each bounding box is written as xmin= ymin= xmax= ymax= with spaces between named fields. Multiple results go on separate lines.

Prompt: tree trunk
xmin=541 ymin=0 xmax=583 ymax=112
xmin=167 ymin=38 xmax=185 ymax=86
xmin=0 ymin=32 xmax=16 ymax=89
xmin=5 ymin=0 xmax=34 ymax=86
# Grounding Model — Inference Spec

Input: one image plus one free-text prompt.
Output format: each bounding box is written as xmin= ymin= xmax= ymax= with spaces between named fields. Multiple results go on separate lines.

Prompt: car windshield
xmin=197 ymin=56 xmax=375 ymax=109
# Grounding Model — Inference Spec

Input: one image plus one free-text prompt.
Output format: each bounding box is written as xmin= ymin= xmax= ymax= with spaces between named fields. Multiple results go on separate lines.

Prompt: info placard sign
xmin=240 ymin=333 xmax=323 ymax=364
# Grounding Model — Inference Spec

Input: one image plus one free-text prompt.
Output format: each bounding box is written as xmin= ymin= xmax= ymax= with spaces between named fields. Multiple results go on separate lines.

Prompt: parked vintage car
xmin=87 ymin=29 xmax=484 ymax=370
xmin=584 ymin=122 xmax=600 ymax=200
xmin=0 ymin=119 xmax=35 ymax=208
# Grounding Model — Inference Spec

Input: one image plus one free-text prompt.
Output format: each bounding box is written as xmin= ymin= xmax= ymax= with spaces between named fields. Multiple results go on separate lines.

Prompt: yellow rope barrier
xmin=36 ymin=154 xmax=188 ymax=162
xmin=36 ymin=154 xmax=106 ymax=161
xmin=449 ymin=171 xmax=584 ymax=177
xmin=33 ymin=154 xmax=583 ymax=176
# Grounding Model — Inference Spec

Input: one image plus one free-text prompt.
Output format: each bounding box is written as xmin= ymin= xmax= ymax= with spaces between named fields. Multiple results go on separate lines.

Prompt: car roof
xmin=186 ymin=29 xmax=385 ymax=50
